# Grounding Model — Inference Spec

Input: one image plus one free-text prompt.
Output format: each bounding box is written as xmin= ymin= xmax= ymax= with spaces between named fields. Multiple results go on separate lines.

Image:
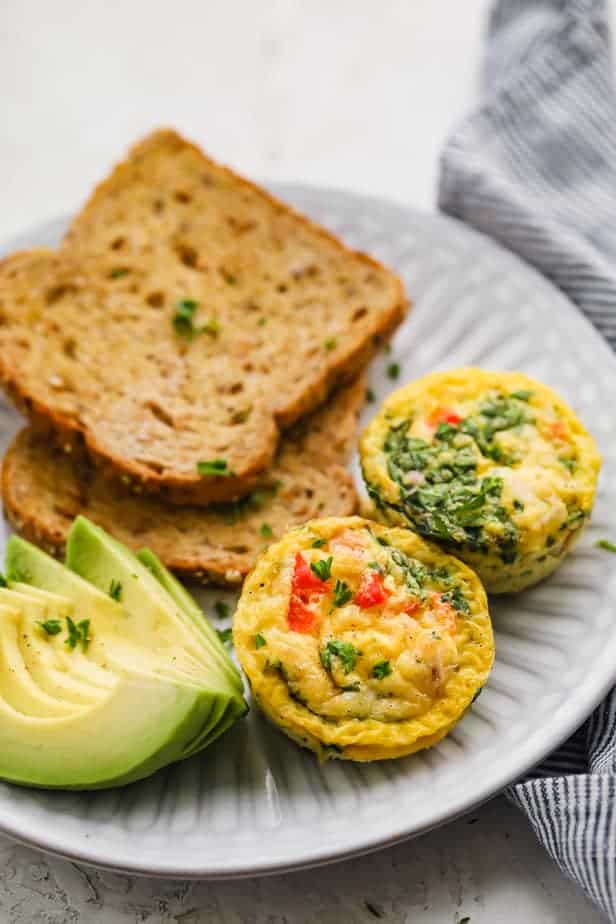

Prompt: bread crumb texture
xmin=0 ymin=130 xmax=407 ymax=505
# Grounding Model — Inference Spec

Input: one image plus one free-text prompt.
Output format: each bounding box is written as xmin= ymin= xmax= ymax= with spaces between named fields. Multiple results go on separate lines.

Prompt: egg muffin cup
xmin=233 ymin=516 xmax=493 ymax=762
xmin=360 ymin=368 xmax=601 ymax=594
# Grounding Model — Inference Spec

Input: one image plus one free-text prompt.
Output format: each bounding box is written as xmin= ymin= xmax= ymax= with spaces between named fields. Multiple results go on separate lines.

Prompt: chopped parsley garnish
xmin=459 ymin=395 xmax=529 ymax=463
xmin=65 ymin=616 xmax=80 ymax=650
xmin=257 ymin=316 xmax=267 ymax=327
xmin=78 ymin=619 xmax=91 ymax=652
xmin=389 ymin=547 xmax=428 ymax=596
xmin=324 ymin=337 xmax=337 ymax=351
xmin=110 ymin=267 xmax=129 ymax=278
xmin=372 ymin=660 xmax=392 ymax=680
xmin=109 ymin=579 xmax=122 ymax=601
xmin=597 ymin=539 xmax=616 ymax=554
xmin=559 ymin=456 xmax=578 ymax=473
xmin=217 ymin=628 xmax=233 ymax=645
xmin=387 ymin=362 xmax=400 ymax=380
xmin=260 ymin=523 xmax=273 ymax=538
xmin=367 ymin=561 xmax=384 ymax=573
xmin=173 ymin=299 xmax=220 ymax=341
xmin=380 ymin=409 xmax=523 ymax=562
xmin=197 ymin=458 xmax=232 ymax=477
xmin=173 ymin=298 xmax=198 ymax=338
xmin=332 ymin=579 xmax=353 ymax=607
xmin=255 ymin=633 xmax=267 ymax=649
xmin=440 ymin=586 xmax=470 ymax=614
xmin=513 ymin=498 xmax=524 ymax=512
xmin=38 ymin=619 xmax=62 ymax=636
xmin=366 ymin=387 xmax=376 ymax=403
xmin=214 ymin=481 xmax=281 ymax=525
xmin=510 ymin=390 xmax=532 ymax=401
xmin=323 ymin=743 xmax=344 ymax=755
xmin=214 ymin=600 xmax=230 ymax=620
xmin=566 ymin=507 xmax=586 ymax=529
xmin=311 ymin=556 xmax=333 ymax=582
xmin=201 ymin=318 xmax=221 ymax=336
xmin=312 ymin=537 xmax=328 ymax=548
xmin=320 ymin=640 xmax=360 ymax=674
xmin=0 ymin=573 xmax=6 ymax=588
xmin=65 ymin=617 xmax=91 ymax=651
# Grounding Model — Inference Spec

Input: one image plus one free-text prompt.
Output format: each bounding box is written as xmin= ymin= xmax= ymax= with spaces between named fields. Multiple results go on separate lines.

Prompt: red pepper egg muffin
xmin=233 ymin=516 xmax=493 ymax=761
xmin=360 ymin=369 xmax=601 ymax=593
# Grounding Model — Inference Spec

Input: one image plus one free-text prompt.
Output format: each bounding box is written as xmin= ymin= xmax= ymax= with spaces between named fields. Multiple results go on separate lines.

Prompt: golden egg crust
xmin=233 ymin=516 xmax=493 ymax=762
xmin=360 ymin=368 xmax=601 ymax=593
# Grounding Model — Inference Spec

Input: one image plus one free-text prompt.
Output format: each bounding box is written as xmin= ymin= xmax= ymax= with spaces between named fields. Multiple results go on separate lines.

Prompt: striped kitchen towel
xmin=439 ymin=0 xmax=616 ymax=919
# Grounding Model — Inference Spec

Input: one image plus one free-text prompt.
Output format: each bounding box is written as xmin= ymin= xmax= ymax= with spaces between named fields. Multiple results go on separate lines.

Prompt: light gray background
xmin=0 ymin=1 xmax=611 ymax=921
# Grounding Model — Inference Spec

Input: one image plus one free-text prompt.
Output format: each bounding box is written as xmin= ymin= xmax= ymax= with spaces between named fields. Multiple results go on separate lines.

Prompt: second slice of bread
xmin=2 ymin=378 xmax=366 ymax=586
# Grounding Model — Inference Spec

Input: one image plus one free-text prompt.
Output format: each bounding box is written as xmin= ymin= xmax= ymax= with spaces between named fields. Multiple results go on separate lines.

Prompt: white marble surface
xmin=0 ymin=1 xmax=611 ymax=921
xmin=0 ymin=799 xmax=602 ymax=924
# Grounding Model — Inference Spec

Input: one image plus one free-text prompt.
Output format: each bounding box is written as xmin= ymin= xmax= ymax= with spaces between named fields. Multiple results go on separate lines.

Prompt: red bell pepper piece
xmin=548 ymin=420 xmax=567 ymax=441
xmin=354 ymin=570 xmax=390 ymax=608
xmin=287 ymin=553 xmax=330 ymax=633
xmin=292 ymin=552 xmax=330 ymax=594
xmin=427 ymin=406 xmax=462 ymax=428
xmin=288 ymin=595 xmax=319 ymax=633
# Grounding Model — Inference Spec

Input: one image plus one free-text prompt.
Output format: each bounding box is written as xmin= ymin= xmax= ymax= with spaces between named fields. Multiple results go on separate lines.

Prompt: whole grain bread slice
xmin=2 ymin=377 xmax=366 ymax=586
xmin=0 ymin=130 xmax=407 ymax=505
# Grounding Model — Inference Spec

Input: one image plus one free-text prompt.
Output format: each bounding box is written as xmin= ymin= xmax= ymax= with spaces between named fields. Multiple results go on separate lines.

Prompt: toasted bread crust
xmin=0 ymin=131 xmax=407 ymax=505
xmin=2 ymin=378 xmax=366 ymax=586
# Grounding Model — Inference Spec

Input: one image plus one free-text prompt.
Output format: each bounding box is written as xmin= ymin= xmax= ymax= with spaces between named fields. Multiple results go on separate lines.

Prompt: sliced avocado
xmin=137 ymin=548 xmax=244 ymax=696
xmin=64 ymin=519 xmax=238 ymax=686
xmin=9 ymin=581 xmax=211 ymax=696
xmin=66 ymin=519 xmax=245 ymax=702
xmin=0 ymin=671 xmax=211 ymax=789
xmin=1 ymin=590 xmax=111 ymax=706
xmin=1 ymin=586 xmax=116 ymax=688
xmin=183 ymin=694 xmax=247 ymax=757
xmin=23 ymin=596 xmax=228 ymax=777
xmin=8 ymin=536 xmax=222 ymax=690
xmin=1 ymin=520 xmax=247 ymax=789
xmin=9 ymin=583 xmax=75 ymax=610
xmin=0 ymin=603 xmax=86 ymax=717
xmin=3 ymin=586 xmax=116 ymax=692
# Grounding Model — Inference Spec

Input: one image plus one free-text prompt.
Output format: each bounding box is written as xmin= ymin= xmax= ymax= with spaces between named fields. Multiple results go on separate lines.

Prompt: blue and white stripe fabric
xmin=440 ymin=0 xmax=616 ymax=350
xmin=439 ymin=1 xmax=616 ymax=918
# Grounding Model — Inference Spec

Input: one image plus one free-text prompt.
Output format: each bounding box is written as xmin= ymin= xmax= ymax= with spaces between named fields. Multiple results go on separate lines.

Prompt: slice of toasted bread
xmin=2 ymin=377 xmax=366 ymax=586
xmin=0 ymin=131 xmax=407 ymax=505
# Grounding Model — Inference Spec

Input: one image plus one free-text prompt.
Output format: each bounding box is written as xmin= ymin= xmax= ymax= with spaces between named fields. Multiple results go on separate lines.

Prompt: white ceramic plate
xmin=0 ymin=185 xmax=615 ymax=878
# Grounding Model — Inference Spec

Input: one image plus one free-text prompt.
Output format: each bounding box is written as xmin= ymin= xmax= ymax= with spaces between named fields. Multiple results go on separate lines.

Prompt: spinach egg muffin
xmin=360 ymin=368 xmax=601 ymax=593
xmin=233 ymin=516 xmax=493 ymax=762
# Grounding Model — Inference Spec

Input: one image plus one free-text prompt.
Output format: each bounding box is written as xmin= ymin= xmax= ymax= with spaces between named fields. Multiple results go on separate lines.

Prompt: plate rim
xmin=0 ymin=184 xmax=615 ymax=879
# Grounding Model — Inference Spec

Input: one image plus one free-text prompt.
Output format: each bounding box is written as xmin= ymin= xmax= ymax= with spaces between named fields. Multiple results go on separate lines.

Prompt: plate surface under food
xmin=0 ymin=185 xmax=615 ymax=878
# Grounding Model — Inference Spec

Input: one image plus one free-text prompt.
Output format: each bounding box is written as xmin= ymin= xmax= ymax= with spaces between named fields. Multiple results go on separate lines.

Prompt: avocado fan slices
xmin=0 ymin=516 xmax=247 ymax=790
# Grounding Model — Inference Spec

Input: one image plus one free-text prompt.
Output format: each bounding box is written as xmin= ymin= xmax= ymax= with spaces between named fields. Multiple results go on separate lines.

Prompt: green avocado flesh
xmin=0 ymin=516 xmax=247 ymax=790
